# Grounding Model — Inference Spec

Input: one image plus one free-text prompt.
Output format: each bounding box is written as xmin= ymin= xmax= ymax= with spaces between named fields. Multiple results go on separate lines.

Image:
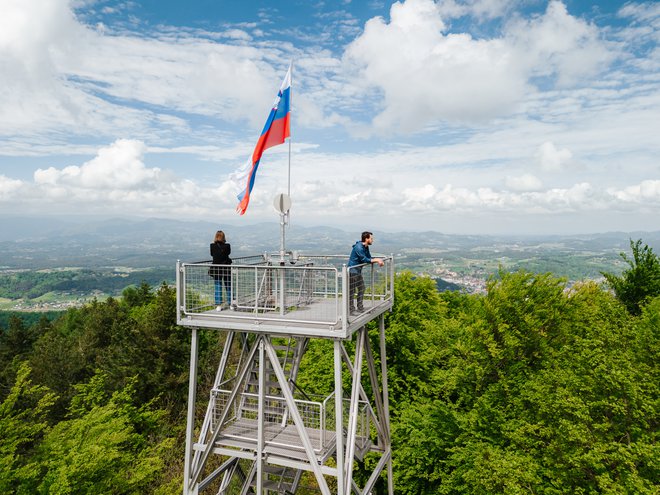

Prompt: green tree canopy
xmin=602 ymin=239 xmax=660 ymax=315
xmin=0 ymin=362 xmax=57 ymax=493
xmin=391 ymin=271 xmax=659 ymax=494
xmin=36 ymin=370 xmax=173 ymax=494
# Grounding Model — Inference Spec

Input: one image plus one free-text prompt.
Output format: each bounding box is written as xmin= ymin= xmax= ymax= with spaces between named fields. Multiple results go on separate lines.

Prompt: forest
xmin=0 ymin=240 xmax=658 ymax=494
xmin=0 ymin=268 xmax=173 ymax=301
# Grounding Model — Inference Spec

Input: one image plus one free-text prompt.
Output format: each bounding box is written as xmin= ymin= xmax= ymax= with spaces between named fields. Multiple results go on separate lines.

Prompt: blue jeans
xmin=214 ymin=275 xmax=231 ymax=305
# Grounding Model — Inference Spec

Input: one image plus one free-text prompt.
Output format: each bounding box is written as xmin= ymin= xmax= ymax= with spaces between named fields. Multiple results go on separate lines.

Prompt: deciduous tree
xmin=0 ymin=362 xmax=57 ymax=493
xmin=36 ymin=371 xmax=173 ymax=494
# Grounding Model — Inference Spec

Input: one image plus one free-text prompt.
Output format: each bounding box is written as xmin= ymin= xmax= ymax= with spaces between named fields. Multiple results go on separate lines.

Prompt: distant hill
xmin=1 ymin=215 xmax=659 ymax=279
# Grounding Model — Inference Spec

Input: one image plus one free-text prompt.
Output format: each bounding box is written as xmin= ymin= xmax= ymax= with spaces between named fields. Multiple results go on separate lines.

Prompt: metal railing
xmin=177 ymin=254 xmax=394 ymax=328
xmin=209 ymin=388 xmax=373 ymax=454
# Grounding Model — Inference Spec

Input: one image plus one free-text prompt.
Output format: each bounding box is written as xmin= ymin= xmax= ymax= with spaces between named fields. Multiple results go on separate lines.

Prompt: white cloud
xmin=538 ymin=182 xmax=594 ymax=209
xmin=67 ymin=35 xmax=280 ymax=125
xmin=505 ymin=173 xmax=543 ymax=191
xmin=608 ymin=179 xmax=660 ymax=203
xmin=0 ymin=175 xmax=23 ymax=197
xmin=34 ymin=139 xmax=159 ymax=190
xmin=399 ymin=181 xmax=601 ymax=214
xmin=1 ymin=140 xmax=245 ymax=217
xmin=2 ymin=137 xmax=660 ymax=232
xmin=0 ymin=0 xmax=91 ymax=135
xmin=535 ymin=141 xmax=573 ymax=172
xmin=437 ymin=0 xmax=517 ymax=21
xmin=220 ymin=29 xmax=253 ymax=41
xmin=344 ymin=0 xmax=527 ymax=131
xmin=618 ymin=2 xmax=660 ymax=25
xmin=343 ymin=0 xmax=613 ymax=134
xmin=505 ymin=1 xmax=613 ymax=86
xmin=0 ymin=0 xmax=290 ymax=141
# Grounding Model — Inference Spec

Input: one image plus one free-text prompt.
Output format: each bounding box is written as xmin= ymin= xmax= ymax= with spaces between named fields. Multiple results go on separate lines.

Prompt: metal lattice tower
xmin=177 ymin=252 xmax=394 ymax=495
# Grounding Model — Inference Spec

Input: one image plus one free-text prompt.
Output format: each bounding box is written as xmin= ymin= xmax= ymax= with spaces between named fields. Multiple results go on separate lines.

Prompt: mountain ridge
xmin=1 ymin=215 xmax=659 ymax=271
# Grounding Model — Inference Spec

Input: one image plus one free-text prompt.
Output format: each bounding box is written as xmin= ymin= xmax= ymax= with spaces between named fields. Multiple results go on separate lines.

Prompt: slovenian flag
xmin=236 ymin=64 xmax=292 ymax=215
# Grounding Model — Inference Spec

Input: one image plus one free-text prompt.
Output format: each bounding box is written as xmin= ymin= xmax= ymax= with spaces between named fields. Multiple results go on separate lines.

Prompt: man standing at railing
xmin=348 ymin=231 xmax=384 ymax=315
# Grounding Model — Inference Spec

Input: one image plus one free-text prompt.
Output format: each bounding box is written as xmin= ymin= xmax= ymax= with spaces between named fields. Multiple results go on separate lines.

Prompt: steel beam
xmin=183 ymin=327 xmax=199 ymax=495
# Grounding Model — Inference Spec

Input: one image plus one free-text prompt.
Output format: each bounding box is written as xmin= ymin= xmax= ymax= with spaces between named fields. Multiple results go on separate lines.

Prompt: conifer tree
xmin=602 ymin=239 xmax=660 ymax=315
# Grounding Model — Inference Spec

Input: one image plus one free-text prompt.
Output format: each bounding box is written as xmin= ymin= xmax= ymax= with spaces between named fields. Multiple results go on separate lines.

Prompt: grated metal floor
xmin=215 ymin=418 xmax=339 ymax=463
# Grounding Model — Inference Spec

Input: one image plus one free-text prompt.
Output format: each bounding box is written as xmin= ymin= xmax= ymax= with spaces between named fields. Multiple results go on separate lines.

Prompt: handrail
xmin=177 ymin=254 xmax=394 ymax=333
xmin=211 ymin=388 xmax=372 ymax=453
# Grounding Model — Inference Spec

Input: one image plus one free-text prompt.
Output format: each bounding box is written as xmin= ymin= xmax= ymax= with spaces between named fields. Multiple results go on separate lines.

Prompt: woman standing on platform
xmin=210 ymin=230 xmax=232 ymax=310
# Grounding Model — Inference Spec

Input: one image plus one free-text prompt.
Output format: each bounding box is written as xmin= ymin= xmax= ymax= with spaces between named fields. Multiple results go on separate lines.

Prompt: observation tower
xmin=176 ymin=212 xmax=394 ymax=494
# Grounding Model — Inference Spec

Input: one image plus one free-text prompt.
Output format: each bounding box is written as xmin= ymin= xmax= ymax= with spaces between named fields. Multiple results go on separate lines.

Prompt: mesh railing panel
xmin=211 ymin=389 xmax=326 ymax=451
xmin=210 ymin=388 xmax=374 ymax=456
xmin=179 ymin=255 xmax=393 ymax=327
xmin=183 ymin=262 xmax=340 ymax=324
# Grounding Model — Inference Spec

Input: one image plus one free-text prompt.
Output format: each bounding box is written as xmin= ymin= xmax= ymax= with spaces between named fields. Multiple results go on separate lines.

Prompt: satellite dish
xmin=273 ymin=193 xmax=292 ymax=213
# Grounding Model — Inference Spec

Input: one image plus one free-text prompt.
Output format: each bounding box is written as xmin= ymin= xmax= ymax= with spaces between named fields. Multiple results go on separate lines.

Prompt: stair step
xmin=249 ymin=364 xmax=276 ymax=372
xmin=247 ymin=368 xmax=290 ymax=377
xmin=262 ymin=464 xmax=286 ymax=474
xmin=239 ymin=403 xmax=285 ymax=416
xmin=255 ymin=479 xmax=292 ymax=491
xmin=246 ymin=378 xmax=284 ymax=388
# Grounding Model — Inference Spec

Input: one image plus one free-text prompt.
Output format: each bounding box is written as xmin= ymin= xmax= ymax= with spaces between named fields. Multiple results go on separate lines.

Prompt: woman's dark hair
xmin=214 ymin=230 xmax=226 ymax=243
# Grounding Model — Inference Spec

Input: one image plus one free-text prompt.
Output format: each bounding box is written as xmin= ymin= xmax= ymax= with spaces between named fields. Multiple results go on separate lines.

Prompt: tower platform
xmin=176 ymin=253 xmax=394 ymax=339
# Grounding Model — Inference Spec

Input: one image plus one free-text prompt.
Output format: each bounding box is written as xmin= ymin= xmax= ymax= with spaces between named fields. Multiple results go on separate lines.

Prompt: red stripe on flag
xmin=236 ymin=191 xmax=250 ymax=215
xmin=262 ymin=114 xmax=290 ymax=150
xmin=251 ymin=114 xmax=290 ymax=164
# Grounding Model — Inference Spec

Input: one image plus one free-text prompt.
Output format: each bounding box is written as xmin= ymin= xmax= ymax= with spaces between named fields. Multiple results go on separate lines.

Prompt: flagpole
xmin=280 ymin=61 xmax=293 ymax=265
xmin=287 ymin=61 xmax=293 ymax=224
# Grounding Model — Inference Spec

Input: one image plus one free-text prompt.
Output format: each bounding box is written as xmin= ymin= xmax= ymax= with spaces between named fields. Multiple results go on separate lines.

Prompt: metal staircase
xmin=244 ymin=463 xmax=302 ymax=494
xmin=236 ymin=337 xmax=308 ymax=495
xmin=193 ymin=334 xmax=311 ymax=495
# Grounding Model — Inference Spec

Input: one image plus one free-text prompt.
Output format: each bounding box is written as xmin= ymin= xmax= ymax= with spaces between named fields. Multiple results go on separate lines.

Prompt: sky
xmin=0 ymin=0 xmax=658 ymax=235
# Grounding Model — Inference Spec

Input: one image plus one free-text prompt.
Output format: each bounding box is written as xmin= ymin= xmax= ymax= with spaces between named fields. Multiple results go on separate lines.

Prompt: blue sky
xmin=1 ymin=0 xmax=659 ymax=234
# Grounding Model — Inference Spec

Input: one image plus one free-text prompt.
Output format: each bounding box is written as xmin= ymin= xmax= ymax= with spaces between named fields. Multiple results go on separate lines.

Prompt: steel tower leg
xmin=334 ymin=339 xmax=345 ymax=495
xmin=184 ymin=327 xmax=199 ymax=495
xmin=380 ymin=315 xmax=394 ymax=495
xmin=344 ymin=327 xmax=365 ymax=494
xmin=256 ymin=337 xmax=266 ymax=494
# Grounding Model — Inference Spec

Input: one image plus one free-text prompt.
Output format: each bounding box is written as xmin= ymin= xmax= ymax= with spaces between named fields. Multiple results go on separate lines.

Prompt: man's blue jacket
xmin=348 ymin=241 xmax=372 ymax=273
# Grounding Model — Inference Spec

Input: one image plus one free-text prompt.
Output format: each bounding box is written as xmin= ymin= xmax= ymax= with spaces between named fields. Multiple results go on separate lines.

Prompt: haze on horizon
xmin=0 ymin=0 xmax=658 ymax=236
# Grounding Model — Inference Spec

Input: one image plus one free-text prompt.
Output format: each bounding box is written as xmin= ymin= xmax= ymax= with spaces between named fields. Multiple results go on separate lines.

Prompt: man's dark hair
xmin=361 ymin=231 xmax=373 ymax=242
